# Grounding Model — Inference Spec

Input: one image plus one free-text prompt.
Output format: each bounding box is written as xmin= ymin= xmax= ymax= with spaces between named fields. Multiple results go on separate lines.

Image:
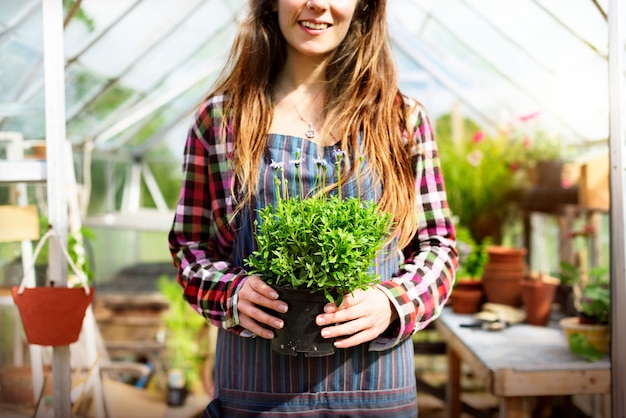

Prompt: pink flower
xmin=523 ymin=135 xmax=531 ymax=148
xmin=472 ymin=131 xmax=485 ymax=144
xmin=519 ymin=112 xmax=541 ymax=122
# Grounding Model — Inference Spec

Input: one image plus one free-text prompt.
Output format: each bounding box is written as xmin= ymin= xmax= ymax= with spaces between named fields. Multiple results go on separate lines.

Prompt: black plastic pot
xmin=269 ymin=286 xmax=335 ymax=357
xmin=167 ymin=386 xmax=188 ymax=407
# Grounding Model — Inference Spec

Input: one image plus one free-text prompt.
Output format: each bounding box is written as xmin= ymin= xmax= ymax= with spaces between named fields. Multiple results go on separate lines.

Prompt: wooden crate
xmin=0 ymin=205 xmax=39 ymax=243
xmin=578 ymin=154 xmax=609 ymax=211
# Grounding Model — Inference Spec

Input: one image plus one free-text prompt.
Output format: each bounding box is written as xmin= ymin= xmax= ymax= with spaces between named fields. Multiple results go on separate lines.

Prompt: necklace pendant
xmin=305 ymin=122 xmax=316 ymax=139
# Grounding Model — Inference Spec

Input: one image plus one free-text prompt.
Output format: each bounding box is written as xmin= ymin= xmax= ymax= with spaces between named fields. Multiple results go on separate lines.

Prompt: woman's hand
xmin=315 ymin=287 xmax=397 ymax=348
xmin=236 ymin=275 xmax=288 ymax=339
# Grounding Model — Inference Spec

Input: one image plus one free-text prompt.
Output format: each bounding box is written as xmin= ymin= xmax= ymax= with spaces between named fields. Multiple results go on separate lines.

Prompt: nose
xmin=306 ymin=0 xmax=328 ymax=11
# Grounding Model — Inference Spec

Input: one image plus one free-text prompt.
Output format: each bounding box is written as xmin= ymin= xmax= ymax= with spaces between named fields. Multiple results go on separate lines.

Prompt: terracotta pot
xmin=482 ymin=269 xmax=526 ymax=281
xmin=0 ymin=366 xmax=53 ymax=405
xmin=454 ymin=278 xmax=483 ymax=291
xmin=482 ymin=276 xmax=522 ymax=307
xmin=559 ymin=316 xmax=610 ymax=354
xmin=521 ymin=279 xmax=557 ymax=326
xmin=483 ymin=261 xmax=527 ymax=274
xmin=269 ymin=286 xmax=335 ymax=357
xmin=487 ymin=246 xmax=527 ymax=264
xmin=12 ymin=286 xmax=94 ymax=346
xmin=450 ymin=287 xmax=483 ymax=314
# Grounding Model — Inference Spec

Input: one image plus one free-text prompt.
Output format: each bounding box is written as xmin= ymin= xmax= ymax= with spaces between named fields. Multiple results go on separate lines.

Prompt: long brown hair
xmin=208 ymin=0 xmax=419 ymax=249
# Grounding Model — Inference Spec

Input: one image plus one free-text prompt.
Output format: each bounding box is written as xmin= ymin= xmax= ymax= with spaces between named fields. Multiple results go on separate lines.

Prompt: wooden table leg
xmin=445 ymin=346 xmax=461 ymax=418
xmin=499 ymin=396 xmax=526 ymax=418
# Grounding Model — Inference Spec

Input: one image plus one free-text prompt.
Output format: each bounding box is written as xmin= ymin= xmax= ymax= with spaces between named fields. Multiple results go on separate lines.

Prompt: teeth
xmin=301 ymin=21 xmax=328 ymax=30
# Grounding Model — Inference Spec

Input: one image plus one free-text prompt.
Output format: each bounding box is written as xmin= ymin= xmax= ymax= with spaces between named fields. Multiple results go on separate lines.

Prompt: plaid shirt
xmin=168 ymin=94 xmax=457 ymax=350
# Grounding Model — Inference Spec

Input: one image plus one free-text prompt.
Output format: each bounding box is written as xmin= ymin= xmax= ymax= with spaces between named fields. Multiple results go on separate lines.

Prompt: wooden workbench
xmin=435 ymin=308 xmax=611 ymax=418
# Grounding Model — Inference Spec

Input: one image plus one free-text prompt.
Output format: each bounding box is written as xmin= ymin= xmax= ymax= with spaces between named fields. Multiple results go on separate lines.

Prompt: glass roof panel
xmin=390 ymin=0 xmax=609 ymax=143
xmin=0 ymin=0 xmax=618 ymax=156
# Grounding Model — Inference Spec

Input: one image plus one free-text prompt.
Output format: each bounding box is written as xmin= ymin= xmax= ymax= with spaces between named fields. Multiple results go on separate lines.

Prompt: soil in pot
xmin=269 ymin=286 xmax=335 ymax=357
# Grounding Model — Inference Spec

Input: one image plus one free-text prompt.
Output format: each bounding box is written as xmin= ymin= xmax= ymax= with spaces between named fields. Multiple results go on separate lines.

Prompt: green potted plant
xmin=449 ymin=227 xmax=489 ymax=314
xmin=157 ymin=275 xmax=210 ymax=404
xmin=244 ymin=150 xmax=393 ymax=356
xmin=558 ymin=265 xmax=610 ymax=361
xmin=436 ymin=115 xmax=522 ymax=245
xmin=436 ymin=112 xmax=565 ymax=245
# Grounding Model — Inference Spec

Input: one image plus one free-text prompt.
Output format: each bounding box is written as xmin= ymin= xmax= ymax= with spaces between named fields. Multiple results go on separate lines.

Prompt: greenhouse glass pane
xmin=0 ymin=0 xmax=32 ymax=23
xmin=74 ymin=0 xmax=201 ymax=81
xmin=11 ymin=3 xmax=43 ymax=49
xmin=67 ymin=85 xmax=135 ymax=139
xmin=64 ymin=0 xmax=136 ymax=59
xmin=65 ymin=65 xmax=109 ymax=118
xmin=0 ymin=39 xmax=42 ymax=104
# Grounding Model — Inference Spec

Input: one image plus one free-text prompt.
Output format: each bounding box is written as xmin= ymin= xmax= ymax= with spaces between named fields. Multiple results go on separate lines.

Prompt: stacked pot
xmin=481 ymin=246 xmax=527 ymax=307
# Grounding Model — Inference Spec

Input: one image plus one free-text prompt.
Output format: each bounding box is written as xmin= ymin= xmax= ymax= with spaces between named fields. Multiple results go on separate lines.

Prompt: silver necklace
xmin=282 ymin=87 xmax=322 ymax=139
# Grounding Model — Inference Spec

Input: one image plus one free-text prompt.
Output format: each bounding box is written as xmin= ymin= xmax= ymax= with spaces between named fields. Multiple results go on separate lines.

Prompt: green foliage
xmin=557 ymin=261 xmax=579 ymax=286
xmin=36 ymin=216 xmax=95 ymax=283
xmin=245 ymin=152 xmax=393 ymax=306
xmin=568 ymin=333 xmax=604 ymax=362
xmin=559 ymin=262 xmax=610 ymax=324
xmin=436 ymin=116 xmax=519 ymax=244
xmin=455 ymin=227 xmax=491 ymax=279
xmin=436 ymin=112 xmax=561 ymax=244
xmin=63 ymin=0 xmax=95 ymax=30
xmin=580 ymin=284 xmax=610 ymax=325
xmin=157 ymin=275 xmax=209 ymax=390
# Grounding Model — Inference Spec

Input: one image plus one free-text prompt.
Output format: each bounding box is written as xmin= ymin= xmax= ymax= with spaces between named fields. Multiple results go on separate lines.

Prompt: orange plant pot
xmin=521 ymin=279 xmax=557 ymax=326
xmin=12 ymin=286 xmax=94 ymax=346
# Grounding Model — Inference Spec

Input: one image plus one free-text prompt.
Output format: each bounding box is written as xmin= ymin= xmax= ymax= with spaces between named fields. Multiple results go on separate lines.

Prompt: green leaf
xmin=568 ymin=333 xmax=604 ymax=362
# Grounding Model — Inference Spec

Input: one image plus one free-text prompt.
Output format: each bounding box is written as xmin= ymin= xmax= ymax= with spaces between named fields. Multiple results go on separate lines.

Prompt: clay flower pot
xmin=520 ymin=277 xmax=558 ymax=326
xmin=481 ymin=246 xmax=528 ymax=307
xmin=486 ymin=246 xmax=527 ymax=264
xmin=11 ymin=228 xmax=94 ymax=346
xmin=450 ymin=279 xmax=484 ymax=314
xmin=12 ymin=286 xmax=94 ymax=346
xmin=450 ymin=288 xmax=483 ymax=314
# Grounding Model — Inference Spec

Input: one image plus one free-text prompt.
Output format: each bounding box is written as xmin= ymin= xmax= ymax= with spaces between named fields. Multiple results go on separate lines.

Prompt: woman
xmin=168 ymin=0 xmax=457 ymax=416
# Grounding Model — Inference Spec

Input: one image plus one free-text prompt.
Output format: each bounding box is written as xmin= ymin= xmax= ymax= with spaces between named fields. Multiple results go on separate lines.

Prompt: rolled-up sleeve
xmin=167 ymin=96 xmax=249 ymax=334
xmin=371 ymin=102 xmax=457 ymax=350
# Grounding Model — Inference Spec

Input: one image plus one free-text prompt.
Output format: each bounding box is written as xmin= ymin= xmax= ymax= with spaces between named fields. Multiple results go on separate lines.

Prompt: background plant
xmin=455 ymin=226 xmax=490 ymax=280
xmin=245 ymin=151 xmax=393 ymax=305
xmin=157 ymin=275 xmax=209 ymax=392
xmin=436 ymin=112 xmax=564 ymax=245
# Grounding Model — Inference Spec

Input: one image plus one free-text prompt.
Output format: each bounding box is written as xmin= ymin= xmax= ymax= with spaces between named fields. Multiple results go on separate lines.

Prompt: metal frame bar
xmin=608 ymin=0 xmax=626 ymax=415
xmin=41 ymin=1 xmax=71 ymax=415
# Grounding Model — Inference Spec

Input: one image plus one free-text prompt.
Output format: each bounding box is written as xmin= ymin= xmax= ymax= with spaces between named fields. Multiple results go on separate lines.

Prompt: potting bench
xmin=435 ymin=307 xmax=611 ymax=418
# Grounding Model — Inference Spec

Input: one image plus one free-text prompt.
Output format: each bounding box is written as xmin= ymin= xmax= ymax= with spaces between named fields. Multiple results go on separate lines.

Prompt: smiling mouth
xmin=300 ymin=21 xmax=330 ymax=30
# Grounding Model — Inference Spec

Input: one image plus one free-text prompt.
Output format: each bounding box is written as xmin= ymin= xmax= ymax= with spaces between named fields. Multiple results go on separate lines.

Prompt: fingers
xmin=237 ymin=276 xmax=289 ymax=339
xmin=315 ymin=288 xmax=394 ymax=348
xmin=321 ymin=317 xmax=382 ymax=348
